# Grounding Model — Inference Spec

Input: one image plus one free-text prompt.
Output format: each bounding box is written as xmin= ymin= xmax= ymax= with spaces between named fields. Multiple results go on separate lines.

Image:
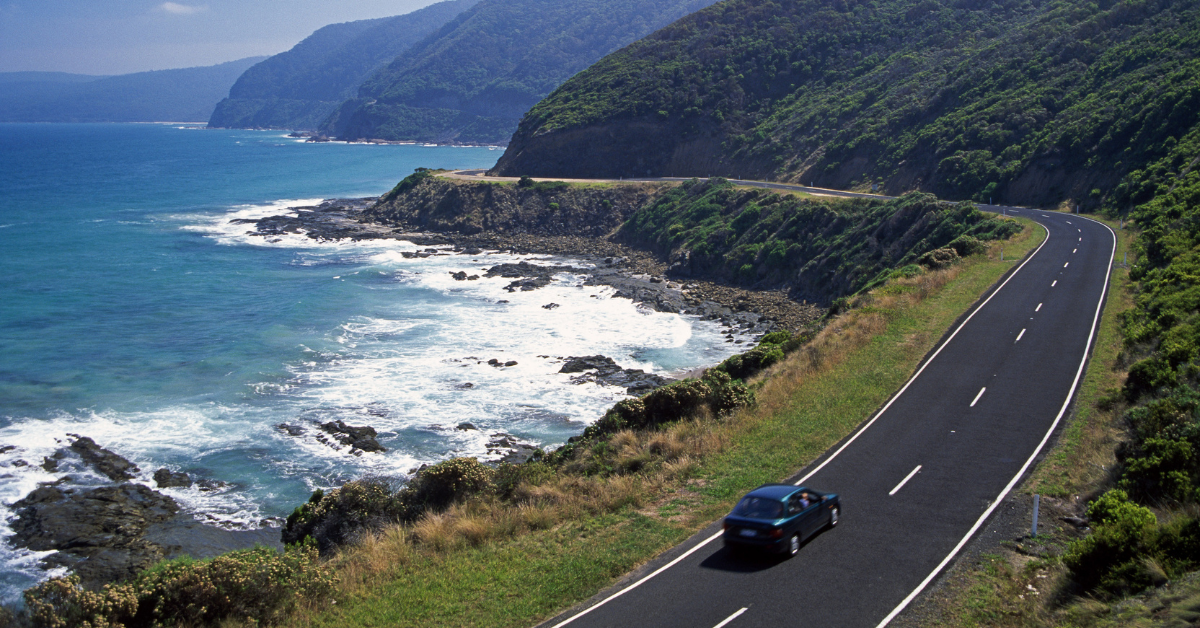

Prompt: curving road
xmin=448 ymin=172 xmax=1116 ymax=628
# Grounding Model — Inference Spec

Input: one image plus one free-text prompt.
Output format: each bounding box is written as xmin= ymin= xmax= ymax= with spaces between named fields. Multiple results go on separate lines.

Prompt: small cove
xmin=0 ymin=123 xmax=749 ymax=600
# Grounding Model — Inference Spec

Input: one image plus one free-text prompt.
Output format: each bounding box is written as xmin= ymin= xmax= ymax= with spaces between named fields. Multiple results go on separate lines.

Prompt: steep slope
xmin=495 ymin=0 xmax=1200 ymax=210
xmin=322 ymin=0 xmax=717 ymax=145
xmin=0 ymin=58 xmax=264 ymax=123
xmin=208 ymin=0 xmax=477 ymax=130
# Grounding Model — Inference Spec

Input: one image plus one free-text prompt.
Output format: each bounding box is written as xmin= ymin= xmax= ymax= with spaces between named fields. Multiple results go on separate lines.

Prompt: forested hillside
xmin=321 ymin=0 xmax=717 ymax=145
xmin=0 ymin=58 xmax=264 ymax=123
xmin=207 ymin=0 xmax=476 ymax=130
xmin=495 ymin=0 xmax=1200 ymax=210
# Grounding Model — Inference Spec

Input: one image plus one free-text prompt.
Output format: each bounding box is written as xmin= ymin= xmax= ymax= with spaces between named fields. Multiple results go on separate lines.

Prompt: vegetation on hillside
xmin=207 ymin=0 xmax=476 ymax=130
xmin=617 ymin=178 xmax=1020 ymax=299
xmin=321 ymin=0 xmax=717 ymax=144
xmin=497 ymin=0 xmax=1200 ymax=210
xmin=1054 ymin=128 xmax=1200 ymax=600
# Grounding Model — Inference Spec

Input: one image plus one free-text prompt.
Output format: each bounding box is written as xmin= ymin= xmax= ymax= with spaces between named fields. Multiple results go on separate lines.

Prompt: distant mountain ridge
xmin=207 ymin=0 xmax=478 ymax=131
xmin=0 ymin=58 xmax=264 ymax=123
xmin=495 ymin=0 xmax=1200 ymax=210
xmin=322 ymin=0 xmax=719 ymax=145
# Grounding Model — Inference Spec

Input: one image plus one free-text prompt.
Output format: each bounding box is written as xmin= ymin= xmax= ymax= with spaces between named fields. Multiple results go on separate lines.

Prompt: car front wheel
xmin=829 ymin=506 xmax=840 ymax=528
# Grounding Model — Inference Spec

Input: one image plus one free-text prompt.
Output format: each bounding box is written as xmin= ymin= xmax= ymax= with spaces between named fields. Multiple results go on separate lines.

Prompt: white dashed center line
xmin=1036 ymin=303 xmax=1042 ymax=312
xmin=971 ymin=387 xmax=987 ymax=407
xmin=889 ymin=466 xmax=923 ymax=496
xmin=1016 ymin=329 xmax=1026 ymax=343
xmin=713 ymin=608 xmax=749 ymax=628
xmin=1052 ymin=280 xmax=1057 ymax=287
xmin=1064 ymin=262 xmax=1069 ymax=268
xmin=1073 ymin=249 xmax=1077 ymax=254
xmin=1066 ymin=221 xmax=1072 ymax=224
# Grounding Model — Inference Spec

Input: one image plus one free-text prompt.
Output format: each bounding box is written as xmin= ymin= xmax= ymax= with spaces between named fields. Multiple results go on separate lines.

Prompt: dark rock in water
xmin=485 ymin=261 xmax=585 ymax=292
xmin=0 ymin=445 xmax=14 ymax=454
xmin=486 ymin=358 xmax=516 ymax=367
xmin=560 ymin=355 xmax=620 ymax=374
xmin=13 ymin=459 xmax=27 ymax=467
xmin=276 ymin=423 xmax=306 ymax=437
xmin=456 ymin=382 xmax=475 ymax=389
xmin=41 ymin=455 xmax=59 ymax=472
xmin=68 ymin=434 xmax=139 ymax=482
xmin=559 ymin=355 xmax=671 ymax=395
xmin=486 ymin=434 xmax=541 ymax=465
xmin=153 ymin=468 xmax=192 ymax=489
xmin=451 ymin=271 xmax=468 ymax=280
xmin=196 ymin=478 xmax=228 ymax=492
xmin=462 ymin=247 xmax=483 ymax=255
xmin=9 ymin=483 xmax=179 ymax=589
xmin=320 ymin=420 xmax=385 ymax=453
xmin=505 ymin=360 xmax=518 ymax=367
xmin=457 ymin=423 xmax=478 ymax=431
xmin=467 ymin=275 xmax=480 ymax=280
xmin=543 ymin=302 xmax=560 ymax=309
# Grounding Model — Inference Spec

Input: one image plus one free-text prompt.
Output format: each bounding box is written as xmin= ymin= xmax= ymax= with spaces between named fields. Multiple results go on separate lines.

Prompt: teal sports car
xmin=722 ymin=484 xmax=840 ymax=556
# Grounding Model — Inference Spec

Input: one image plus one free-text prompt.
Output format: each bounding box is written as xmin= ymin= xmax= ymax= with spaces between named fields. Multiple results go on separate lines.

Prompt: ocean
xmin=0 ymin=123 xmax=744 ymax=600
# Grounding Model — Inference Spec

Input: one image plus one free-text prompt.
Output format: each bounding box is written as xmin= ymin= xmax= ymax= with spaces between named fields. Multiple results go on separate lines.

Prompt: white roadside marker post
xmin=1032 ymin=494 xmax=1040 ymax=538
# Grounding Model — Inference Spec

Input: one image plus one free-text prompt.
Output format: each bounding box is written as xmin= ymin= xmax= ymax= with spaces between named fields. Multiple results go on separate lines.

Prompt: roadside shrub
xmin=1120 ymin=438 xmax=1198 ymax=503
xmin=1064 ymin=490 xmax=1157 ymax=594
xmin=283 ymin=477 xmax=404 ymax=552
xmin=24 ymin=542 xmax=336 ymax=628
xmin=917 ymin=248 xmax=960 ymax=270
xmin=493 ymin=461 xmax=553 ymax=499
xmin=947 ymin=235 xmax=987 ymax=257
xmin=403 ymin=457 xmax=495 ymax=511
xmin=517 ymin=176 xmax=535 ymax=187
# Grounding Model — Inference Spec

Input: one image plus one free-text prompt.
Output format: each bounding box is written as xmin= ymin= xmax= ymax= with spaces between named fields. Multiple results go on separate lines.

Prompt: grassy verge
xmin=912 ymin=216 xmax=1139 ymax=628
xmin=280 ymin=218 xmax=1045 ymax=628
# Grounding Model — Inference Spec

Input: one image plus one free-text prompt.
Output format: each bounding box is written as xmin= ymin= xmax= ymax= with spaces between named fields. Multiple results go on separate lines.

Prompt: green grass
xmin=302 ymin=513 xmax=690 ymax=628
xmin=291 ymin=219 xmax=1044 ymax=628
xmin=1028 ymin=216 xmax=1134 ymax=498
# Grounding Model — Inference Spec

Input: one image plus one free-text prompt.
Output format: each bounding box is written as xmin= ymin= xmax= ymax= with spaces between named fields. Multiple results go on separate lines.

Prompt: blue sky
xmin=0 ymin=0 xmax=439 ymax=75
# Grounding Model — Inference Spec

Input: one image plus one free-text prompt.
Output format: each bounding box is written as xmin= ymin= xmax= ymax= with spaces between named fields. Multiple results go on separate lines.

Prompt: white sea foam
xmin=0 ymin=198 xmax=756 ymax=598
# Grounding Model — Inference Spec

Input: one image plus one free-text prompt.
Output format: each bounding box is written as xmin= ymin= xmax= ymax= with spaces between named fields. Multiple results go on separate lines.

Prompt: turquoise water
xmin=0 ymin=123 xmax=744 ymax=599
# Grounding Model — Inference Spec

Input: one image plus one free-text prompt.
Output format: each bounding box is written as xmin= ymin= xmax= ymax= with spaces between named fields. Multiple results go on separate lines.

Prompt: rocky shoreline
xmin=239 ymin=198 xmax=823 ymax=334
xmin=2 ymin=194 xmax=824 ymax=597
xmin=4 ymin=435 xmax=280 ymax=591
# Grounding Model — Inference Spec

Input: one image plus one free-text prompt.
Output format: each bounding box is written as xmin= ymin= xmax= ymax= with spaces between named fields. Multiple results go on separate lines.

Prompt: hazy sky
xmin=0 ymin=1 xmax=440 ymax=75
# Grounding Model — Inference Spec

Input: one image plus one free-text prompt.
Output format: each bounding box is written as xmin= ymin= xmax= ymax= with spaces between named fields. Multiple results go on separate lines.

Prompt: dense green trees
xmin=617 ymin=178 xmax=1018 ymax=298
xmin=207 ymin=0 xmax=476 ymax=130
xmin=323 ymin=0 xmax=717 ymax=144
xmin=497 ymin=0 xmax=1200 ymax=210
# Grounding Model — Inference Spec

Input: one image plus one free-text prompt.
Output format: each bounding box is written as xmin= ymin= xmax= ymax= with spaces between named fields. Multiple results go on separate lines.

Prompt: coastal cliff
xmin=494 ymin=0 xmax=1200 ymax=210
xmin=366 ymin=174 xmax=1019 ymax=304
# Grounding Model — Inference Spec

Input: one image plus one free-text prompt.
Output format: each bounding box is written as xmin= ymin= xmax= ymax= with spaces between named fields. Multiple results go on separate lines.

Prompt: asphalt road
xmin=484 ymin=180 xmax=1114 ymax=627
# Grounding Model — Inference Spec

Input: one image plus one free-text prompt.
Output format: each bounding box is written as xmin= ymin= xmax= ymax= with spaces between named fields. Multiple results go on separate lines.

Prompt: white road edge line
xmin=545 ymin=217 xmax=1054 ymax=628
xmin=790 ymin=225 xmax=1051 ymax=488
xmin=875 ymin=217 xmax=1117 ymax=628
xmin=970 ymin=388 xmax=986 ymax=407
xmin=889 ymin=466 xmax=922 ymax=496
xmin=1016 ymin=329 xmax=1026 ymax=343
xmin=713 ymin=608 xmax=749 ymax=628
xmin=1036 ymin=303 xmax=1042 ymax=312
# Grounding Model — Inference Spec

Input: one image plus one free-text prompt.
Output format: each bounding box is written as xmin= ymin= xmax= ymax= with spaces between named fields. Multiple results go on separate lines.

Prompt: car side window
xmin=787 ymin=496 xmax=802 ymax=514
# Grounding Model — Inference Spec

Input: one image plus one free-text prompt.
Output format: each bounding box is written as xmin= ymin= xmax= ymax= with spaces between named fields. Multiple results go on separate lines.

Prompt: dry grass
xmin=283 ymin=224 xmax=1047 ymax=626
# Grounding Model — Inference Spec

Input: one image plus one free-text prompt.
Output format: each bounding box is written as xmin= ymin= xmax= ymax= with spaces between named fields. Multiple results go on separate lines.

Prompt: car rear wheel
xmin=829 ymin=506 xmax=840 ymax=528
xmin=787 ymin=534 xmax=800 ymax=556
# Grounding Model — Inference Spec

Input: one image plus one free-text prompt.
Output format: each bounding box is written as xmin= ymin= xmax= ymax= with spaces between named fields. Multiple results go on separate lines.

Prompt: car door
xmin=798 ymin=497 xmax=823 ymax=539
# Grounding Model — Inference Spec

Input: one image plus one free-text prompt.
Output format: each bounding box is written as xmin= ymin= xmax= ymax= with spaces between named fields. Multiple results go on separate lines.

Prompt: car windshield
xmin=732 ymin=496 xmax=784 ymax=519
